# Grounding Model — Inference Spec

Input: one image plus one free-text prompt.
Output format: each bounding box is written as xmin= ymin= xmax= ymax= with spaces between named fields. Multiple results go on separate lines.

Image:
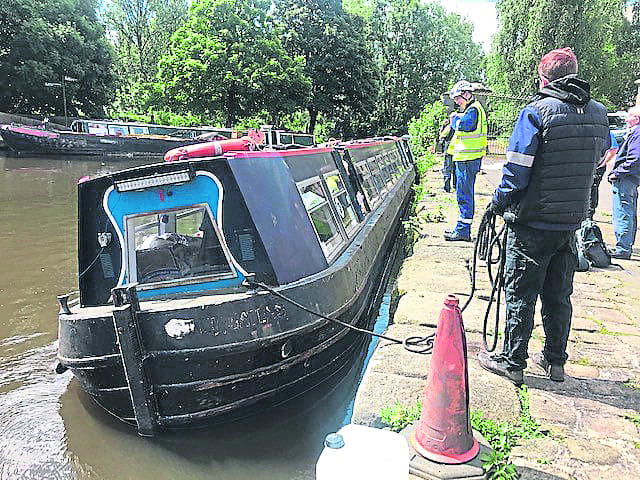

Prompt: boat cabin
xmin=77 ymin=138 xmax=415 ymax=307
xmin=70 ymin=119 xmax=234 ymax=139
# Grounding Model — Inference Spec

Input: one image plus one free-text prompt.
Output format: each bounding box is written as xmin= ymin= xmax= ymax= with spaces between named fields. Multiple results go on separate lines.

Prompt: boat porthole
xmin=281 ymin=341 xmax=293 ymax=359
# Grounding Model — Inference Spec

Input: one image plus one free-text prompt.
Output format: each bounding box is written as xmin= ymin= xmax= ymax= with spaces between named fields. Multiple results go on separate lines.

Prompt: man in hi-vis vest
xmin=444 ymin=80 xmax=488 ymax=242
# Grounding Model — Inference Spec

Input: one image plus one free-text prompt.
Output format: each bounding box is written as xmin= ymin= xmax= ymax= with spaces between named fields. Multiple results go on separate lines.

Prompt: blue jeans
xmin=612 ymin=177 xmax=638 ymax=256
xmin=453 ymin=158 xmax=482 ymax=235
xmin=499 ymin=223 xmax=577 ymax=370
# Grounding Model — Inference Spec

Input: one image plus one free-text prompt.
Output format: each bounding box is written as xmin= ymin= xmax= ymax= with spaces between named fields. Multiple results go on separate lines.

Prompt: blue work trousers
xmin=453 ymin=158 xmax=482 ymax=235
xmin=499 ymin=223 xmax=577 ymax=370
xmin=612 ymin=177 xmax=639 ymax=256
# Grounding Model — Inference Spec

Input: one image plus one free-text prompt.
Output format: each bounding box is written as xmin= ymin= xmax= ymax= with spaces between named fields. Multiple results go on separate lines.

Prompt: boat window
xmin=392 ymin=149 xmax=406 ymax=176
xmin=293 ymin=134 xmax=314 ymax=146
xmin=324 ymin=172 xmax=358 ymax=237
xmin=355 ymin=160 xmax=379 ymax=208
xmin=383 ymin=153 xmax=397 ymax=187
xmin=368 ymin=156 xmax=388 ymax=199
xmin=279 ymin=133 xmax=293 ymax=145
xmin=130 ymin=126 xmax=149 ymax=135
xmin=87 ymin=122 xmax=108 ymax=135
xmin=108 ymin=125 xmax=129 ymax=136
xmin=297 ymin=177 xmax=344 ymax=259
xmin=125 ymin=204 xmax=235 ymax=285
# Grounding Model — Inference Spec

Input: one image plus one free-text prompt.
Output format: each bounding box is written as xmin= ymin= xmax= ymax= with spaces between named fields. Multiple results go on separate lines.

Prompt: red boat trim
xmin=5 ymin=126 xmax=59 ymax=138
xmin=226 ymin=146 xmax=333 ymax=158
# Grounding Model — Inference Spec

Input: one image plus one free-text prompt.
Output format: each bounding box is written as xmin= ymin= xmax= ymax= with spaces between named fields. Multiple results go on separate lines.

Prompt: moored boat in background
xmin=0 ymin=120 xmax=234 ymax=157
xmin=55 ymin=134 xmax=417 ymax=436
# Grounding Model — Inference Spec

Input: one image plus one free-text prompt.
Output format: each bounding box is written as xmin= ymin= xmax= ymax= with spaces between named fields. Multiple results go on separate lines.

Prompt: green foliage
xmin=380 ymin=402 xmax=422 ymax=432
xmin=624 ymin=378 xmax=640 ymax=390
xmin=488 ymin=0 xmax=639 ymax=109
xmin=276 ymin=0 xmax=380 ymax=137
xmin=157 ymin=0 xmax=310 ymax=127
xmin=408 ymin=101 xmax=447 ymax=157
xmin=414 ymin=152 xmax=439 ymax=178
xmin=107 ymin=107 xmax=208 ymax=127
xmin=105 ymin=0 xmax=190 ymax=115
xmin=367 ymin=0 xmax=484 ymax=135
xmin=626 ymin=413 xmax=640 ymax=428
xmin=234 ymin=109 xmax=333 ymax=143
xmin=0 ymin=0 xmax=116 ymax=116
xmin=472 ymin=385 xmax=548 ymax=480
xmin=421 ymin=205 xmax=446 ymax=223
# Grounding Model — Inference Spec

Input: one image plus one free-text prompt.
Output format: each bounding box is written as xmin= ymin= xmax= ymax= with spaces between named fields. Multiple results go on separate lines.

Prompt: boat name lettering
xmin=198 ymin=303 xmax=288 ymax=336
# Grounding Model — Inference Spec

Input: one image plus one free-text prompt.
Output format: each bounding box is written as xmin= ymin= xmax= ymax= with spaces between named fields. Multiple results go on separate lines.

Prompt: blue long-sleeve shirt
xmin=493 ymin=105 xmax=611 ymax=228
xmin=611 ymin=124 xmax=640 ymax=183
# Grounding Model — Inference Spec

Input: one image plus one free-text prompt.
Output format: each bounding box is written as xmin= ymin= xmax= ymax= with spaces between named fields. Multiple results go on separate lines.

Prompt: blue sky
xmin=433 ymin=0 xmax=498 ymax=52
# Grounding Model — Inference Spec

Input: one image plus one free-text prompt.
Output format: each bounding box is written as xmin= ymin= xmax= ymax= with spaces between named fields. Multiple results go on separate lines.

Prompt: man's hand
xmin=480 ymin=201 xmax=500 ymax=228
xmin=487 ymin=200 xmax=504 ymax=215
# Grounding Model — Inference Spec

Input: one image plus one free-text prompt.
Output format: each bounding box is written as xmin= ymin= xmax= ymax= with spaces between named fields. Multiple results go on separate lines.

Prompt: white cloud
xmin=433 ymin=0 xmax=497 ymax=53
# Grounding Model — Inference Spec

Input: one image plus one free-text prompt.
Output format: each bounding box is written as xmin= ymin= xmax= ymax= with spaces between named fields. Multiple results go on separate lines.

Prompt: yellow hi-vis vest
xmin=450 ymin=99 xmax=487 ymax=162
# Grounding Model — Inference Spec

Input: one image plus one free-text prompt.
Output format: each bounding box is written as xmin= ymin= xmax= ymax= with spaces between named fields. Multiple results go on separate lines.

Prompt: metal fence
xmin=481 ymin=93 xmax=529 ymax=156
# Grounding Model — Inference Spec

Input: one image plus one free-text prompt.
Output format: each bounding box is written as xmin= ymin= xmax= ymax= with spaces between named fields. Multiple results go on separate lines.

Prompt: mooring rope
xmin=245 ymin=279 xmax=435 ymax=354
xmin=462 ymin=212 xmax=509 ymax=352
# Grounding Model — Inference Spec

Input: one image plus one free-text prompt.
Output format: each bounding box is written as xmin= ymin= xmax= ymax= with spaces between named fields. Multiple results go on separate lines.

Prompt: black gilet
xmin=515 ymin=85 xmax=609 ymax=228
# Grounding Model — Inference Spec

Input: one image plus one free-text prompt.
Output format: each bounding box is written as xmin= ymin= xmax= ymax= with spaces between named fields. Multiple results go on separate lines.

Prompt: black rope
xmin=245 ymin=279 xmax=435 ymax=354
xmin=78 ymin=246 xmax=105 ymax=278
xmin=462 ymin=212 xmax=509 ymax=352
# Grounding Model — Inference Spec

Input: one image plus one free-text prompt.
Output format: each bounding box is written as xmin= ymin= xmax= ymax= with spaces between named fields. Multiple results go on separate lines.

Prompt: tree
xmin=105 ymin=0 xmax=188 ymax=83
xmin=157 ymin=0 xmax=310 ymax=127
xmin=276 ymin=0 xmax=380 ymax=135
xmin=0 ymin=0 xmax=116 ymax=117
xmin=487 ymin=0 xmax=636 ymax=108
xmin=364 ymin=0 xmax=484 ymax=135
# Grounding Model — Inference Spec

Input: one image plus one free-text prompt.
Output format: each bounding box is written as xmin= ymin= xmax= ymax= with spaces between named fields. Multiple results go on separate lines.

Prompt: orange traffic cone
xmin=410 ymin=294 xmax=479 ymax=464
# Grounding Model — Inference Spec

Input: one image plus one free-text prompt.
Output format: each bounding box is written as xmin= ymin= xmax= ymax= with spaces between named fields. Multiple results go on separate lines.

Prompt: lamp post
xmin=45 ymin=75 xmax=78 ymax=127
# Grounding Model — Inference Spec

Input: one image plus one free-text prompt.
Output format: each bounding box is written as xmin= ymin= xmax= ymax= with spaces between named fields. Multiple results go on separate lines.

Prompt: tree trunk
xmin=308 ymin=107 xmax=318 ymax=134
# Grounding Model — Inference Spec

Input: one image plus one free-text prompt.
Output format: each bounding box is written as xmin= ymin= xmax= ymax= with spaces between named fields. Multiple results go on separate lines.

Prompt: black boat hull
xmin=57 ymin=167 xmax=414 ymax=432
xmin=0 ymin=127 xmax=204 ymax=157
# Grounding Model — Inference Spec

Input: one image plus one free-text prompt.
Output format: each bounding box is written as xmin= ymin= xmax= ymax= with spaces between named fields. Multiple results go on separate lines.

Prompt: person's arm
xmin=451 ymin=107 xmax=479 ymax=132
xmin=492 ymin=105 xmax=542 ymax=211
xmin=610 ymin=131 xmax=640 ymax=180
xmin=598 ymin=133 xmax=617 ymax=169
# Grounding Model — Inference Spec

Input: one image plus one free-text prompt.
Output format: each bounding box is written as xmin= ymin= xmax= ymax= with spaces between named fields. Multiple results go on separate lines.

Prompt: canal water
xmin=0 ymin=154 xmax=397 ymax=480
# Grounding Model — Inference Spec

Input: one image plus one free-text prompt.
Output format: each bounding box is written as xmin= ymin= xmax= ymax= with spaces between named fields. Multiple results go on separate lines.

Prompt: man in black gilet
xmin=478 ymin=48 xmax=610 ymax=385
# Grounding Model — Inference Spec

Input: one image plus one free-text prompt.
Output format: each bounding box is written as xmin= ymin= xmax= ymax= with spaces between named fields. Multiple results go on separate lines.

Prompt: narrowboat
xmin=55 ymin=135 xmax=417 ymax=436
xmin=0 ymin=120 xmax=233 ymax=157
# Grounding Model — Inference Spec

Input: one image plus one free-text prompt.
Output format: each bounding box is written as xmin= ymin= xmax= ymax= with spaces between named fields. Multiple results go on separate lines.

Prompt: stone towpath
xmin=351 ymin=156 xmax=640 ymax=479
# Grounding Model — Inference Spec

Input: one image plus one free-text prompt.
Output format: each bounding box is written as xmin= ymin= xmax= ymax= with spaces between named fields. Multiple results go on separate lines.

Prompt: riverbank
xmin=351 ymin=156 xmax=640 ymax=479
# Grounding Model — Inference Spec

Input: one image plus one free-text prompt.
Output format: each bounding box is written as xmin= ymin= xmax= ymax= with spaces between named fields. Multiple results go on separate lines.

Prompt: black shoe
xmin=477 ymin=351 xmax=523 ymax=385
xmin=532 ymin=352 xmax=564 ymax=382
xmin=444 ymin=230 xmax=471 ymax=242
xmin=443 ymin=184 xmax=451 ymax=193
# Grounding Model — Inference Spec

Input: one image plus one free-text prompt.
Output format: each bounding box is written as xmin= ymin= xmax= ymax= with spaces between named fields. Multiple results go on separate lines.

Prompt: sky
xmin=434 ymin=0 xmax=498 ymax=53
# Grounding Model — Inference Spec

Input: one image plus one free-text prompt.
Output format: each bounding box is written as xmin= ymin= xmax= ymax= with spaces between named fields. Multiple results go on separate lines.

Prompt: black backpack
xmin=576 ymin=220 xmax=611 ymax=270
